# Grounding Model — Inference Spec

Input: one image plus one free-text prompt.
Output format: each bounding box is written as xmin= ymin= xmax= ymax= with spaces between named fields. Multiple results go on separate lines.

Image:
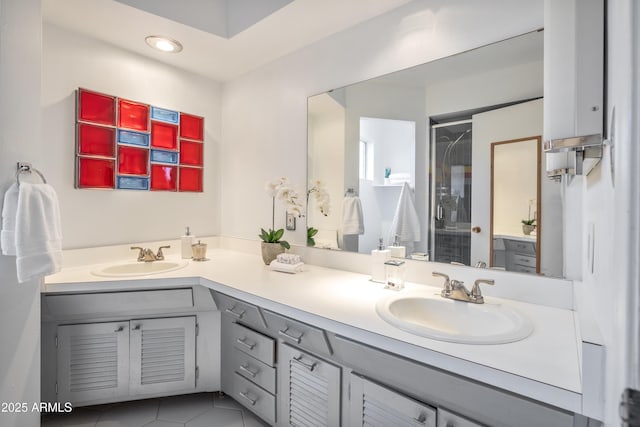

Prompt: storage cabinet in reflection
xmin=493 ymin=236 xmax=538 ymax=274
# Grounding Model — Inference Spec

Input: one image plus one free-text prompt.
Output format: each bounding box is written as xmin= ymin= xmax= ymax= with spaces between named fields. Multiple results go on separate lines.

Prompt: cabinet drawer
xmin=231 ymin=373 xmax=276 ymax=425
xmin=510 ymin=264 xmax=537 ymax=274
xmin=510 ymin=253 xmax=536 ymax=267
xmin=213 ymin=292 xmax=267 ymax=330
xmin=231 ymin=322 xmax=275 ymax=366
xmin=263 ymin=310 xmax=332 ymax=356
xmin=45 ymin=289 xmax=193 ymax=317
xmin=503 ymin=239 xmax=536 ymax=255
xmin=437 ymin=408 xmax=483 ymax=427
xmin=232 ymin=348 xmax=276 ymax=394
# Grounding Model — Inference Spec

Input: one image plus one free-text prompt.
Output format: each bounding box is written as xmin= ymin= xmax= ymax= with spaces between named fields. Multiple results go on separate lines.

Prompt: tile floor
xmin=41 ymin=393 xmax=270 ymax=427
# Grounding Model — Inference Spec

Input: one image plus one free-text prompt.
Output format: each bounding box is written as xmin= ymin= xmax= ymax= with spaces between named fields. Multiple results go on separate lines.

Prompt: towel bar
xmin=16 ymin=162 xmax=47 ymax=184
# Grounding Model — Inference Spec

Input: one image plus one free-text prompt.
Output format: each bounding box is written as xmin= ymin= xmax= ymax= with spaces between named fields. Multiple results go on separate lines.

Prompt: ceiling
xmin=43 ymin=0 xmax=412 ymax=82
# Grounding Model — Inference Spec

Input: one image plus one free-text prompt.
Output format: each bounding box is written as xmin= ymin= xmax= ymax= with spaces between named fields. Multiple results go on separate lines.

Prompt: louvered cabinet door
xmin=349 ymin=374 xmax=436 ymax=427
xmin=129 ymin=316 xmax=197 ymax=396
xmin=279 ymin=342 xmax=341 ymax=427
xmin=57 ymin=321 xmax=130 ymax=404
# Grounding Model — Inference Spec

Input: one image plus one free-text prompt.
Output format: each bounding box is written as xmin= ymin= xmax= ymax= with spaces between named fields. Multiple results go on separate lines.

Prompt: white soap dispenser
xmin=371 ymin=238 xmax=391 ymax=283
xmin=181 ymin=227 xmax=194 ymax=259
xmin=389 ymin=234 xmax=406 ymax=259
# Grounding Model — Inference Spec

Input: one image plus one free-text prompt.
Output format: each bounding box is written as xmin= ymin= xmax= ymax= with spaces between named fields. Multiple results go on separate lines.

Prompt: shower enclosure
xmin=429 ymin=120 xmax=473 ymax=264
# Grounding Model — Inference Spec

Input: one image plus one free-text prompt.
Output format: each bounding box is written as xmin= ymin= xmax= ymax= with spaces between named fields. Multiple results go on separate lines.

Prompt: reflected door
xmin=471 ymin=100 xmax=543 ymax=268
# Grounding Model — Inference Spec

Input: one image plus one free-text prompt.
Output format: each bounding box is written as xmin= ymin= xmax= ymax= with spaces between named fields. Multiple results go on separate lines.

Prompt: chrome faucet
xmin=131 ymin=245 xmax=170 ymax=262
xmin=432 ymin=272 xmax=494 ymax=304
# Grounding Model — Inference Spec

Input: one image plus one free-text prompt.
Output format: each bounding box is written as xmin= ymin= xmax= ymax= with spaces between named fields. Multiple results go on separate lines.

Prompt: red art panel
xmin=118 ymin=99 xmax=150 ymax=131
xmin=180 ymin=113 xmax=204 ymax=141
xmin=77 ymin=157 xmax=115 ymax=189
xmin=77 ymin=123 xmax=115 ymax=157
xmin=179 ymin=167 xmax=203 ymax=192
xmin=150 ymin=164 xmax=177 ymax=191
xmin=78 ymin=89 xmax=116 ymax=126
xmin=179 ymin=140 xmax=203 ymax=166
xmin=118 ymin=146 xmax=149 ymax=176
xmin=151 ymin=121 xmax=178 ymax=150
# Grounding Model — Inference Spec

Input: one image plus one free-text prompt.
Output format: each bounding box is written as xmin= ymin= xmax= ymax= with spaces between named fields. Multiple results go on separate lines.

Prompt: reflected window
xmin=359 ymin=139 xmax=374 ymax=181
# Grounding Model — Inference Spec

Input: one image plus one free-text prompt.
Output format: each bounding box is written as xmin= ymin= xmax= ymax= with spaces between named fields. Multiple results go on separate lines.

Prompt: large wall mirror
xmin=307 ymin=30 xmax=564 ymax=278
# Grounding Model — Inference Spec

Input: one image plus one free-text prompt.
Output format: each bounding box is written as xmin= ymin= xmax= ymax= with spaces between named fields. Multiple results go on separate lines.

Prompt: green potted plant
xmin=521 ymin=218 xmax=536 ymax=235
xmin=260 ymin=177 xmax=302 ymax=265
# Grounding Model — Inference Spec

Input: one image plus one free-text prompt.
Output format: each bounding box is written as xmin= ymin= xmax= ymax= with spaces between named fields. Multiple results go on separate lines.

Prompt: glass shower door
xmin=430 ymin=120 xmax=473 ymax=265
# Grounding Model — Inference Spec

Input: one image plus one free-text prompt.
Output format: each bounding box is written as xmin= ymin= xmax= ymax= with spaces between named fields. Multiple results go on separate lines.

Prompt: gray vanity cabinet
xmin=218 ymin=295 xmax=277 ymax=424
xmin=212 ymin=291 xmax=584 ymax=427
xmin=349 ymin=373 xmax=437 ymax=427
xmin=56 ymin=316 xmax=197 ymax=405
xmin=57 ymin=321 xmax=130 ymax=404
xmin=129 ymin=316 xmax=197 ymax=396
xmin=278 ymin=342 xmax=341 ymax=427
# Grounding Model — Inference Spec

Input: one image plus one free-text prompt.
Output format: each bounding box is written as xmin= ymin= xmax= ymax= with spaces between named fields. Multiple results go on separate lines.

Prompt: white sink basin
xmin=91 ymin=260 xmax=188 ymax=277
xmin=376 ymin=292 xmax=533 ymax=344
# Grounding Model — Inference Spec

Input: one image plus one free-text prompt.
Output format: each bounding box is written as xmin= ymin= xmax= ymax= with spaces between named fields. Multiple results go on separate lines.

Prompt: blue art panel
xmin=150 ymin=149 xmax=179 ymax=164
xmin=117 ymin=176 xmax=149 ymax=190
xmin=118 ymin=129 xmax=149 ymax=147
xmin=151 ymin=107 xmax=179 ymax=124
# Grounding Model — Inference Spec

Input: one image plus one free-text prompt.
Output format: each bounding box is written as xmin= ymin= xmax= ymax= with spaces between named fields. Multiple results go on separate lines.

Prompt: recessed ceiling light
xmin=145 ymin=36 xmax=183 ymax=53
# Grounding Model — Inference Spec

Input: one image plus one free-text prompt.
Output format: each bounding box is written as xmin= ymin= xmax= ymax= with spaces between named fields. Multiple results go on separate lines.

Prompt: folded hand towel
xmin=342 ymin=197 xmax=364 ymax=235
xmin=269 ymin=260 xmax=304 ymax=274
xmin=15 ymin=183 xmax=63 ymax=283
xmin=1 ymin=183 xmax=19 ymax=256
xmin=388 ymin=182 xmax=421 ymax=244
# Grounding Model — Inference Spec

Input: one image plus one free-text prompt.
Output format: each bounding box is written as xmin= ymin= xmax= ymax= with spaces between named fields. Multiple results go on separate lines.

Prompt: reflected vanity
xmin=307 ymin=30 xmax=564 ymax=278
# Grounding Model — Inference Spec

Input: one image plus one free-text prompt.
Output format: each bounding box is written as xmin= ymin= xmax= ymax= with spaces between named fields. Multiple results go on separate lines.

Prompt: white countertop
xmin=494 ymin=234 xmax=537 ymax=243
xmin=44 ymin=248 xmax=582 ymax=413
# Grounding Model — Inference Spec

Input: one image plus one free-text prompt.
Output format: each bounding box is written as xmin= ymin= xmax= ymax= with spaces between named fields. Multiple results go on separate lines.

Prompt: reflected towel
xmin=1 ymin=183 xmax=19 ymax=256
xmin=388 ymin=182 xmax=421 ymax=244
xmin=15 ymin=183 xmax=63 ymax=283
xmin=342 ymin=197 xmax=364 ymax=235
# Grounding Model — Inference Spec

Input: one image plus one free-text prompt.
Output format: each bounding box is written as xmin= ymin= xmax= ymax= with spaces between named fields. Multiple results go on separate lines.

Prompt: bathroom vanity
xmin=42 ymin=243 xmax=596 ymax=426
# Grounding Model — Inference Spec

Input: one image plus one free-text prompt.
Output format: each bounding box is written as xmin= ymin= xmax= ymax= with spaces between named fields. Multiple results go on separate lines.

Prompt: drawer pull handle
xmin=238 ymin=391 xmax=257 ymax=406
xmin=293 ymin=355 xmax=317 ymax=371
xmin=414 ymin=414 xmax=427 ymax=425
xmin=239 ymin=364 xmax=258 ymax=378
xmin=225 ymin=306 xmax=246 ymax=319
xmin=236 ymin=337 xmax=256 ymax=350
xmin=279 ymin=327 xmax=302 ymax=344
xmin=132 ymin=325 xmax=141 ymax=331
xmin=114 ymin=326 xmax=124 ymax=333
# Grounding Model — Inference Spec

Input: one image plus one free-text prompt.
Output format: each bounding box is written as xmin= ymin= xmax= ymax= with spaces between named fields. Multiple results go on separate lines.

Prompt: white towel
xmin=342 ymin=197 xmax=364 ymax=235
xmin=1 ymin=183 xmax=19 ymax=256
xmin=269 ymin=260 xmax=304 ymax=274
xmin=15 ymin=183 xmax=63 ymax=283
xmin=388 ymin=182 xmax=421 ymax=244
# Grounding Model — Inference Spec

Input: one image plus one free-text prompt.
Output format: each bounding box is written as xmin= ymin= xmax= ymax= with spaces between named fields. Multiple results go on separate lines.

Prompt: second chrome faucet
xmin=432 ymin=272 xmax=494 ymax=304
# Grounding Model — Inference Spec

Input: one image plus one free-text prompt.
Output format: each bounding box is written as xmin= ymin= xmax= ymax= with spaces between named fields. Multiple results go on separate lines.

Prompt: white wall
xmin=0 ymin=0 xmax=42 ymax=426
xmin=573 ymin=0 xmax=640 ymax=423
xmin=220 ymin=0 xmax=544 ymax=248
xmin=42 ymin=23 xmax=222 ymax=249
